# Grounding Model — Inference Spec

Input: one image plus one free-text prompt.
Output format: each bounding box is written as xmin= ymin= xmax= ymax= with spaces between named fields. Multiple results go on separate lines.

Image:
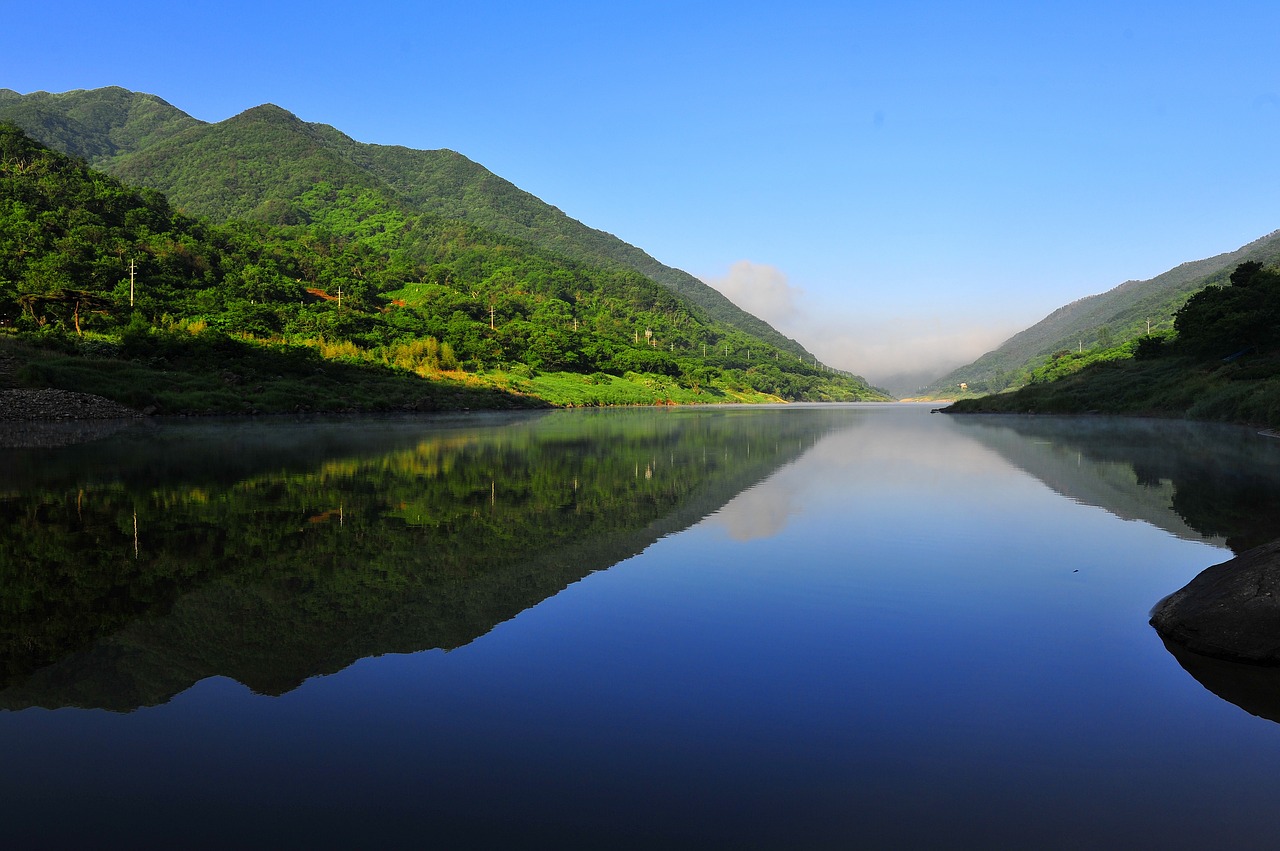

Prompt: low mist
xmin=703 ymin=261 xmax=1019 ymax=397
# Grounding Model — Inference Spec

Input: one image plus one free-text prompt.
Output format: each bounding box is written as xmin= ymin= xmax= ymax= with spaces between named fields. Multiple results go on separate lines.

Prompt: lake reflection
xmin=949 ymin=414 xmax=1280 ymax=553
xmin=5 ymin=406 xmax=1280 ymax=848
xmin=0 ymin=408 xmax=844 ymax=711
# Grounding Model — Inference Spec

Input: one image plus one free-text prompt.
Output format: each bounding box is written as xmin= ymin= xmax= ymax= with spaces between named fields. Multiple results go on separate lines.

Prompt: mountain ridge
xmin=0 ymin=86 xmax=817 ymax=361
xmin=924 ymin=228 xmax=1280 ymax=396
xmin=0 ymin=118 xmax=885 ymax=409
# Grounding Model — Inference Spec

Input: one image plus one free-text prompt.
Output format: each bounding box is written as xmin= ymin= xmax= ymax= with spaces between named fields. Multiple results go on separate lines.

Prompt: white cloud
xmin=702 ymin=261 xmax=1022 ymax=392
xmin=702 ymin=260 xmax=804 ymax=326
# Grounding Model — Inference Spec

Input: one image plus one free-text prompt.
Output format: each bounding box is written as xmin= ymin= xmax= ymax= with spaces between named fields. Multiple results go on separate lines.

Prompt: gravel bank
xmin=0 ymin=388 xmax=143 ymax=421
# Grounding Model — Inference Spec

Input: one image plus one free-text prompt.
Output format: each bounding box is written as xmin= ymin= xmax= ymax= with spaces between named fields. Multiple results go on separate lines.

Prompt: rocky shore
xmin=0 ymin=347 xmax=146 ymax=446
xmin=1151 ymin=539 xmax=1280 ymax=665
xmin=0 ymin=344 xmax=140 ymax=424
xmin=0 ymin=388 xmax=144 ymax=448
xmin=0 ymin=388 xmax=143 ymax=421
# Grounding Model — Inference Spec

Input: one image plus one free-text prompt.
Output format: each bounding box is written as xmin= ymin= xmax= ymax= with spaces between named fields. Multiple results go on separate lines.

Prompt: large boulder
xmin=1151 ymin=539 xmax=1280 ymax=664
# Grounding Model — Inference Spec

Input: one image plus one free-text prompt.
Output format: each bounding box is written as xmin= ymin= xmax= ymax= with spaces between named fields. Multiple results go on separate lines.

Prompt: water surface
xmin=3 ymin=405 xmax=1280 ymax=848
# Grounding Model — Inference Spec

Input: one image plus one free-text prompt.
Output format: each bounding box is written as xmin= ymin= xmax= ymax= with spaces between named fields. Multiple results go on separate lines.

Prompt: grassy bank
xmin=0 ymin=331 xmax=544 ymax=414
xmin=0 ymin=330 xmax=798 ymax=414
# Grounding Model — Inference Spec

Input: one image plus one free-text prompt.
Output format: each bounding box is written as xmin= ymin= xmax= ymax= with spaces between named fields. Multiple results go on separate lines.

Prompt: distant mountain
xmin=923 ymin=229 xmax=1280 ymax=396
xmin=0 ymin=87 xmax=815 ymax=361
xmin=874 ymin=367 xmax=949 ymax=400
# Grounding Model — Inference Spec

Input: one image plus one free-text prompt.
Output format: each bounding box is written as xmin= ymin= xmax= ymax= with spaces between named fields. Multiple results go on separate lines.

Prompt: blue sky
xmin=5 ymin=1 xmax=1279 ymax=387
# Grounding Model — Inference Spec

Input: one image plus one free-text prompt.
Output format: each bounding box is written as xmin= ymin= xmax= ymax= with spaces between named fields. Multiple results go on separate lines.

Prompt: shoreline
xmin=0 ymin=388 xmax=145 ymax=422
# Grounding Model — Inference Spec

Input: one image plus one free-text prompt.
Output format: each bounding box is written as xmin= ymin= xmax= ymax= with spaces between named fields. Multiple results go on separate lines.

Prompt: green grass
xmin=510 ymin=370 xmax=782 ymax=406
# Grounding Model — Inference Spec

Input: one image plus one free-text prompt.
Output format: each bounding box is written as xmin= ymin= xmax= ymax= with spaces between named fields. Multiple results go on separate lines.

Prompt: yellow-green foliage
xmin=382 ymin=337 xmax=458 ymax=374
xmin=302 ymin=336 xmax=362 ymax=361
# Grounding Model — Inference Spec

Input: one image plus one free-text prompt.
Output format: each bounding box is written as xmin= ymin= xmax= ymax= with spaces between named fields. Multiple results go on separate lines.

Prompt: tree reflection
xmin=951 ymin=416 xmax=1280 ymax=552
xmin=0 ymin=409 xmax=850 ymax=711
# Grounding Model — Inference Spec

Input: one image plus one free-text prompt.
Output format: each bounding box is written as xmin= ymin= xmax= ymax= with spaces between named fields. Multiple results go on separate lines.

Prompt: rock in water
xmin=1151 ymin=539 xmax=1280 ymax=665
xmin=1160 ymin=636 xmax=1280 ymax=722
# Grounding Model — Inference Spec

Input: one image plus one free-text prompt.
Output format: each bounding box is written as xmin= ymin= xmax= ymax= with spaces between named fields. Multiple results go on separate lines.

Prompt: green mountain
xmin=0 ymin=86 xmax=198 ymax=161
xmin=0 ymin=86 xmax=814 ymax=360
xmin=0 ymin=119 xmax=883 ymax=409
xmin=923 ymin=229 xmax=1280 ymax=396
xmin=945 ymin=259 xmax=1280 ymax=427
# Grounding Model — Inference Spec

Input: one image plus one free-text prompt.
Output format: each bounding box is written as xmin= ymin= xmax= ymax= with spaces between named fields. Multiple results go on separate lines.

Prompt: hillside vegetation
xmin=946 ymin=261 xmax=1280 ymax=427
xmin=0 ymin=123 xmax=884 ymax=413
xmin=923 ymin=229 xmax=1280 ymax=398
xmin=0 ymin=87 xmax=814 ymax=360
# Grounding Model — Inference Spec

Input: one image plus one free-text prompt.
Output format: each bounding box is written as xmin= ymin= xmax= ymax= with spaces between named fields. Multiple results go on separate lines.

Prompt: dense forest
xmin=0 ymin=123 xmax=886 ymax=411
xmin=0 ymin=86 xmax=828 ymax=366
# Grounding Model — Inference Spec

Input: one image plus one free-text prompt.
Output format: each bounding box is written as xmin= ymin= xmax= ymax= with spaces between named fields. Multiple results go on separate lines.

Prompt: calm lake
xmin=5 ymin=404 xmax=1280 ymax=848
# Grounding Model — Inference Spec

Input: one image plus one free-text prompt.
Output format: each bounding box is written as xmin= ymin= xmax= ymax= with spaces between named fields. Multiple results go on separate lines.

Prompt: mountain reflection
xmin=949 ymin=415 xmax=1280 ymax=553
xmin=0 ymin=408 xmax=852 ymax=712
xmin=950 ymin=414 xmax=1280 ymax=722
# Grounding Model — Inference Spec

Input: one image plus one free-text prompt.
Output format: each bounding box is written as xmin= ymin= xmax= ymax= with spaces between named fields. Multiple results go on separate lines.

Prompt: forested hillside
xmin=0 ymin=87 xmax=813 ymax=359
xmin=0 ymin=123 xmax=884 ymax=412
xmin=946 ymin=260 xmax=1280 ymax=427
xmin=923 ymin=229 xmax=1280 ymax=397
xmin=0 ymin=86 xmax=197 ymax=161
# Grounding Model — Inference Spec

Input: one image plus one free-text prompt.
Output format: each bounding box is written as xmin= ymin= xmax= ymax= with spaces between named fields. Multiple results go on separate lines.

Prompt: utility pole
xmin=490 ymin=304 xmax=495 ymax=330
xmin=336 ymin=285 xmax=343 ymax=310
xmin=129 ymin=259 xmax=136 ymax=307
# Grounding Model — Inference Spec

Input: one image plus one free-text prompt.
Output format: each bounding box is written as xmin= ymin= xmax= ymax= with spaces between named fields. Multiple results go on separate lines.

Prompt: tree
xmin=1174 ymin=262 xmax=1280 ymax=357
xmin=1230 ymin=260 xmax=1264 ymax=288
xmin=18 ymin=289 xmax=115 ymax=334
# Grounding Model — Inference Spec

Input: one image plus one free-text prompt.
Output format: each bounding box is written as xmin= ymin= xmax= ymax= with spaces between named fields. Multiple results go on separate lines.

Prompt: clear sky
xmin=5 ymin=1 xmax=1279 ymax=388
